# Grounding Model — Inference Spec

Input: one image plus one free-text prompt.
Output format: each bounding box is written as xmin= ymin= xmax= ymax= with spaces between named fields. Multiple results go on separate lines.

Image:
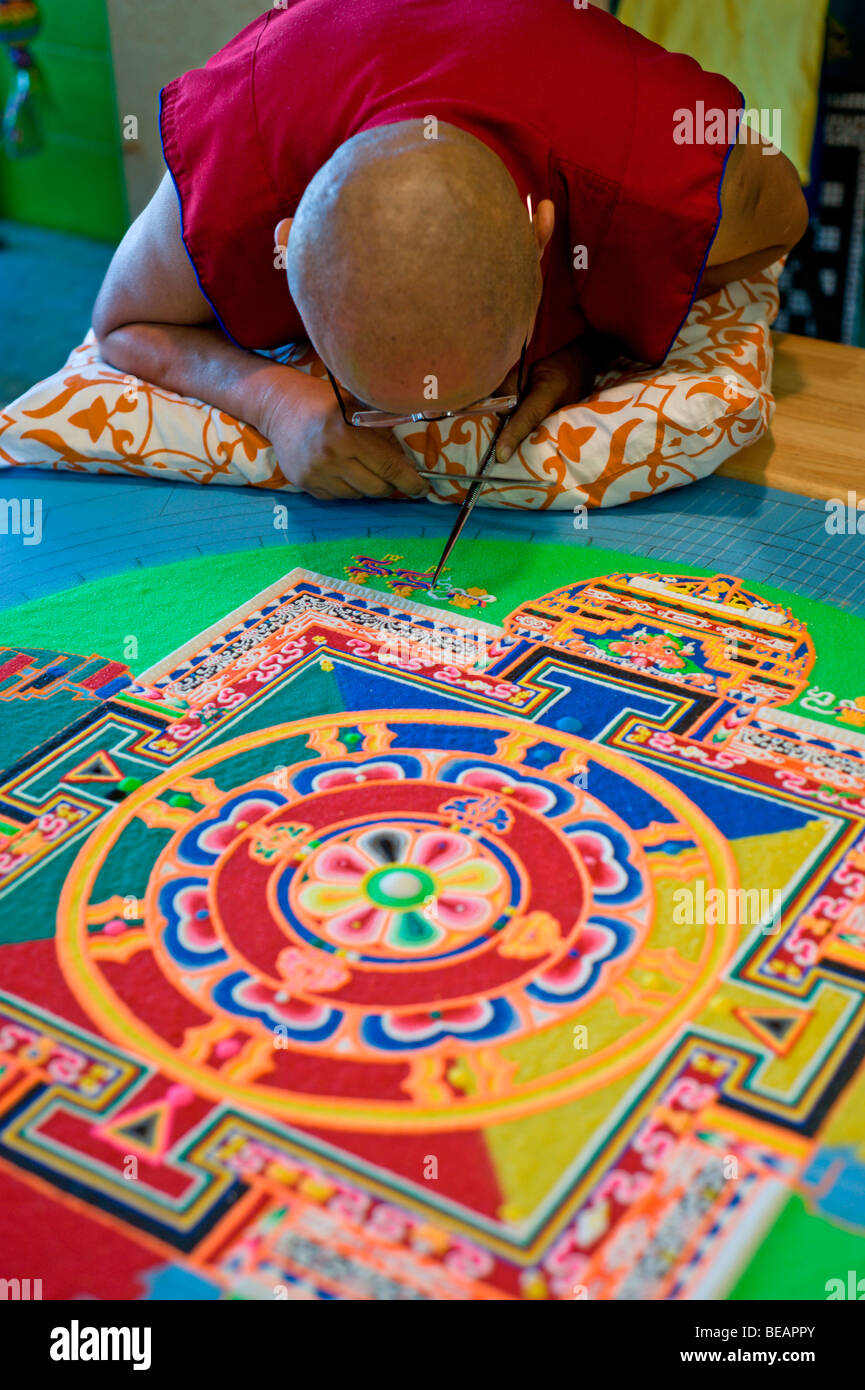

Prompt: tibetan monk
xmin=93 ymin=0 xmax=807 ymax=500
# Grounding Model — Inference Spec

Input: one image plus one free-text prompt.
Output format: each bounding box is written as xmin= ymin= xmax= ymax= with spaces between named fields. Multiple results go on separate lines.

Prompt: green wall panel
xmin=38 ymin=52 xmax=121 ymax=145
xmin=0 ymin=0 xmax=126 ymax=241
xmin=38 ymin=2 xmax=112 ymax=52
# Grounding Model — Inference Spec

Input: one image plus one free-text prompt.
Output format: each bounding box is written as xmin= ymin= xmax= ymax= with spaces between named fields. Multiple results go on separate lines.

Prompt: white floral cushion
xmin=0 ymin=262 xmax=781 ymax=510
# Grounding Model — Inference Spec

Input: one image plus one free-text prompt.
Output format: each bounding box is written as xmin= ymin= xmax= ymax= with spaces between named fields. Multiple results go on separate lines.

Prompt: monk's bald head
xmin=284 ymin=121 xmax=542 ymax=413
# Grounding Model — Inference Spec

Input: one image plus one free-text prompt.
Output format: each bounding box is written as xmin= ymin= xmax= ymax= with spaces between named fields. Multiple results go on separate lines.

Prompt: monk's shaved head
xmin=285 ymin=121 xmax=542 ymax=413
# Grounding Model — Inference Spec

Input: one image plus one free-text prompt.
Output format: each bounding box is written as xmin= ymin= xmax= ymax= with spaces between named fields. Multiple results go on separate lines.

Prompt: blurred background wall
xmin=0 ymin=1 xmax=610 ymax=236
xmin=0 ymin=0 xmax=124 ymax=239
xmin=613 ymin=0 xmax=865 ymax=348
xmin=108 ymin=0 xmax=610 ymax=219
xmin=105 ymin=0 xmax=264 ymax=221
xmin=0 ymin=0 xmax=263 ymax=238
xmin=0 ymin=0 xmax=862 ymax=347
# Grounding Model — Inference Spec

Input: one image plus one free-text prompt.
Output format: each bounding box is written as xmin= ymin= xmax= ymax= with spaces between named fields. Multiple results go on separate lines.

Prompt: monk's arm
xmin=92 ymin=172 xmax=299 ymax=435
xmin=91 ymin=173 xmax=425 ymax=499
xmin=697 ymin=135 xmax=808 ymax=294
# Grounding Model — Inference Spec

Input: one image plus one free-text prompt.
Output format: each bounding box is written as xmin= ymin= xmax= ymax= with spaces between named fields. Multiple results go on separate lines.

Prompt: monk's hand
xmin=494 ymin=339 xmax=597 ymax=463
xmin=260 ymin=370 xmax=428 ymax=501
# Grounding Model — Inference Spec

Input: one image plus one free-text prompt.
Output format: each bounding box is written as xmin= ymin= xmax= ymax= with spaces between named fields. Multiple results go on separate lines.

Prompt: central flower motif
xmin=363 ymin=864 xmax=437 ymax=909
xmin=297 ymin=826 xmax=504 ymax=953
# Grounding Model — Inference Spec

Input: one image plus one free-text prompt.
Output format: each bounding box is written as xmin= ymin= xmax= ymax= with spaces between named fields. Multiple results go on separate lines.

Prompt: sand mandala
xmin=2 ymin=568 xmax=864 ymax=1298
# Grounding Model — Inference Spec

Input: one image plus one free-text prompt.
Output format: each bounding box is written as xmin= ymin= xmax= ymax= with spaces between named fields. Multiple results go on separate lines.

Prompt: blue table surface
xmin=1 ymin=468 xmax=863 ymax=617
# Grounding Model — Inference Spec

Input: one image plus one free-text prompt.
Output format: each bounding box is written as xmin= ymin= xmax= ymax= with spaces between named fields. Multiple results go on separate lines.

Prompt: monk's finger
xmin=352 ymin=428 xmax=429 ymax=497
xmin=323 ymin=476 xmax=365 ymax=500
xmin=495 ymin=379 xmax=562 ymax=462
xmin=343 ymin=458 xmax=397 ymax=499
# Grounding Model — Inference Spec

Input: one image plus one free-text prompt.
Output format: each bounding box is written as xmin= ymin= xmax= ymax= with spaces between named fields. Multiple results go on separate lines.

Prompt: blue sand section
xmin=571 ymin=748 xmax=825 ymax=839
xmin=332 ymin=658 xmax=495 ymax=717
xmin=1 ymin=467 xmax=863 ymax=613
xmin=571 ymin=760 xmax=680 ymax=830
xmin=329 ymin=653 xmax=678 ymax=741
xmin=630 ymin=756 xmax=824 ymax=840
xmin=386 ymin=719 xmax=506 ymax=758
xmin=800 ymin=1147 xmax=865 ymax=1231
xmin=525 ymin=664 xmax=680 ymax=739
xmin=138 ymin=1264 xmax=222 ymax=1301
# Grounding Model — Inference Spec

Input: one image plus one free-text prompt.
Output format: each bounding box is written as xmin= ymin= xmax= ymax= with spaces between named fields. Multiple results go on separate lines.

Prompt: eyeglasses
xmin=326 ymin=338 xmax=528 ymax=430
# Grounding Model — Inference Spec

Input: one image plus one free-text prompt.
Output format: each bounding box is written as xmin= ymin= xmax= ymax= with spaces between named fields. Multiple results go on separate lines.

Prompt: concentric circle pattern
xmin=59 ymin=711 xmax=736 ymax=1131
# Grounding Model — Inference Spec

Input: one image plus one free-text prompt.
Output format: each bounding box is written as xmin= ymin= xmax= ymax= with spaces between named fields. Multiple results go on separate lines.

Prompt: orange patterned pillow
xmin=0 ymin=262 xmax=780 ymax=510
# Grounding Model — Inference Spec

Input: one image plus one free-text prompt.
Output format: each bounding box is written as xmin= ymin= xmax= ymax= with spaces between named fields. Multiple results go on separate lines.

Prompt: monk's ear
xmin=274 ymin=217 xmax=293 ymax=250
xmin=532 ymin=199 xmax=555 ymax=258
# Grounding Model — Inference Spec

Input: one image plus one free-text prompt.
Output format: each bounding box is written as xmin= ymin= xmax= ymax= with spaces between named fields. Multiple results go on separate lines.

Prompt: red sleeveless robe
xmin=160 ymin=0 xmax=742 ymax=367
